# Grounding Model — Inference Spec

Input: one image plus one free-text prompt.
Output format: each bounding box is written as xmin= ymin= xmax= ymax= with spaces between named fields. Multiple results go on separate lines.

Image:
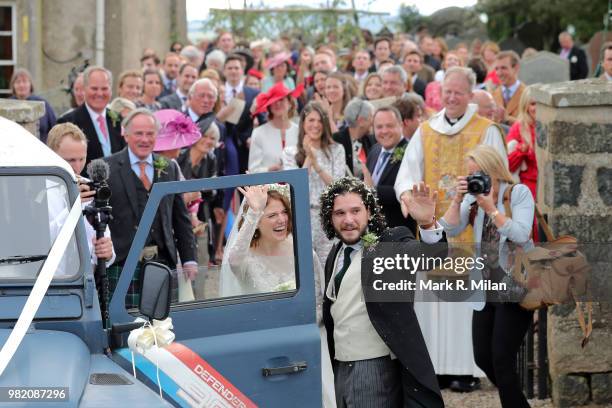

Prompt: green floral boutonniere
xmin=362 ymin=232 xmax=379 ymax=250
xmin=391 ymin=145 xmax=407 ymax=164
xmin=153 ymin=156 xmax=169 ymax=178
xmin=108 ymin=110 xmax=120 ymax=127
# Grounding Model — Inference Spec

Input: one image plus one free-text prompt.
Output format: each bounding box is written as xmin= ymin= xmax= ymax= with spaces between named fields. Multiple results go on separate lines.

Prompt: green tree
xmin=205 ymin=2 xmax=366 ymax=48
xmin=398 ymin=4 xmax=430 ymax=33
xmin=477 ymin=0 xmax=608 ymax=49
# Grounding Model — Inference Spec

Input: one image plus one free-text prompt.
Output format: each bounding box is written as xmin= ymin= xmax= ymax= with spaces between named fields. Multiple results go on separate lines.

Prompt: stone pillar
xmin=0 ymin=99 xmax=45 ymax=138
xmin=532 ymin=78 xmax=612 ymax=407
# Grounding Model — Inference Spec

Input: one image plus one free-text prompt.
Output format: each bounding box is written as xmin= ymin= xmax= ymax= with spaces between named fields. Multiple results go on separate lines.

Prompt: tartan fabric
xmin=107 ymin=263 xmax=142 ymax=310
xmin=106 ymin=262 xmax=179 ymax=325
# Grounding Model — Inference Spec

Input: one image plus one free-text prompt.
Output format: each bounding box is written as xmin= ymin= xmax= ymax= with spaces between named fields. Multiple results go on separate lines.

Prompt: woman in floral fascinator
xmin=153 ymin=109 xmax=201 ymax=160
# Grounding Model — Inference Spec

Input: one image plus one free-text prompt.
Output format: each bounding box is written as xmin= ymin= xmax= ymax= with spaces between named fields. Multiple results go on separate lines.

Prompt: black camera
xmin=466 ymin=172 xmax=491 ymax=195
xmin=86 ymin=179 xmax=112 ymax=206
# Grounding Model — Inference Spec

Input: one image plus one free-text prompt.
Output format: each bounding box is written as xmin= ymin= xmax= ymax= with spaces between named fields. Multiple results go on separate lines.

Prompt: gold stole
xmin=422 ymin=114 xmax=494 ymax=244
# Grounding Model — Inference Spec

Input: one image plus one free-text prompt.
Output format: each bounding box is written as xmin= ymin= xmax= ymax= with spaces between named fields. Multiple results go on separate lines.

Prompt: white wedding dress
xmin=221 ymin=205 xmax=336 ymax=408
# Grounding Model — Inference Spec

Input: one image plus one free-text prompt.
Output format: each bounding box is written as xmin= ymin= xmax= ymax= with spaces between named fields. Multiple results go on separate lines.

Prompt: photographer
xmin=47 ymin=123 xmax=116 ymax=268
xmin=439 ymin=144 xmax=534 ymax=408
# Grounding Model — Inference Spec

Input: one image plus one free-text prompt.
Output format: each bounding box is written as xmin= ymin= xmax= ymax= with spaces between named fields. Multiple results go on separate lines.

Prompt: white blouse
xmin=248 ymin=121 xmax=299 ymax=173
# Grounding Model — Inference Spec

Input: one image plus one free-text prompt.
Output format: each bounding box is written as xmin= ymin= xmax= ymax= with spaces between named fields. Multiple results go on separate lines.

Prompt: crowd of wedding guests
xmin=21 ymin=27 xmax=611 ymax=408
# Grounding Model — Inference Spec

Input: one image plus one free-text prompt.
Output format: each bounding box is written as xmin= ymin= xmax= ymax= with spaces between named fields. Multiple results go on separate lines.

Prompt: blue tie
xmin=503 ymin=88 xmax=511 ymax=104
xmin=372 ymin=151 xmax=391 ymax=185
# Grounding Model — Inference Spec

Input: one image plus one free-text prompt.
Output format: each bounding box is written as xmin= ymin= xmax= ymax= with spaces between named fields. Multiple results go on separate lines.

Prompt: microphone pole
xmin=84 ymin=159 xmax=113 ymax=328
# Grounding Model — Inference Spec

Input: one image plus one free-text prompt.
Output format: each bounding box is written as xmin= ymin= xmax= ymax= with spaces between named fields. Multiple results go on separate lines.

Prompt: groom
xmin=320 ymin=177 xmax=445 ymax=407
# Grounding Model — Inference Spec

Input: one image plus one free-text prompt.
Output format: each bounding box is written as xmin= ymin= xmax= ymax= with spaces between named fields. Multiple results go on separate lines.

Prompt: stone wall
xmin=0 ymin=99 xmax=45 ymax=138
xmin=11 ymin=0 xmax=186 ymax=115
xmin=105 ymin=0 xmax=187 ymax=95
xmin=532 ymin=78 xmax=612 ymax=407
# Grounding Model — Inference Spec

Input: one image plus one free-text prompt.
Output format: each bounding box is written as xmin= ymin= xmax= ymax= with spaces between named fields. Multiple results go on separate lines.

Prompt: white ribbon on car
xmin=0 ymin=196 xmax=82 ymax=377
xmin=127 ymin=317 xmax=175 ymax=399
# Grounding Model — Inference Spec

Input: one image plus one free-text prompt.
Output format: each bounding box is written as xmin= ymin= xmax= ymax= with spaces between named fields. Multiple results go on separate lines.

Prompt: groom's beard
xmin=334 ymin=223 xmax=368 ymax=246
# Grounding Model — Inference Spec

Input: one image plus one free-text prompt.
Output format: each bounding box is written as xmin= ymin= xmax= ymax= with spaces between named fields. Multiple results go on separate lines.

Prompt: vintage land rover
xmin=0 ymin=116 xmax=321 ymax=407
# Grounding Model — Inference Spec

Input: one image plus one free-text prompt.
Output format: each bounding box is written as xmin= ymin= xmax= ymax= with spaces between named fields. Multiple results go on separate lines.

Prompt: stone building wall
xmin=532 ymin=78 xmax=612 ymax=407
xmin=0 ymin=99 xmax=45 ymax=137
xmin=9 ymin=0 xmax=186 ymax=114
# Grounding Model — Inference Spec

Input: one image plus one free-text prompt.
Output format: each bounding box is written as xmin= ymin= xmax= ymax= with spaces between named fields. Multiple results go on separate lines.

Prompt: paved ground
xmin=442 ymin=379 xmax=612 ymax=407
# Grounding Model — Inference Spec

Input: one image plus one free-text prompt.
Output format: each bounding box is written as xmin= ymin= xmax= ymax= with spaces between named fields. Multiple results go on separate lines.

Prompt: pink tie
xmin=97 ymin=115 xmax=109 ymax=141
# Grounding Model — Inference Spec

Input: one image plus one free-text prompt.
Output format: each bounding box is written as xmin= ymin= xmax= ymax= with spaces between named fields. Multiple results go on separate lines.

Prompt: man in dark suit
xmin=559 ymin=31 xmax=589 ymax=80
xmin=332 ymin=98 xmax=376 ymax=179
xmin=104 ymin=108 xmax=197 ymax=308
xmin=402 ymin=50 xmax=428 ymax=98
xmin=223 ymin=54 xmax=261 ymax=173
xmin=159 ymin=63 xmax=199 ymax=112
xmin=57 ymin=66 xmax=125 ymax=171
xmin=366 ymin=106 xmax=416 ymax=234
xmin=419 ymin=35 xmax=441 ymax=71
xmin=159 ymin=52 xmax=181 ymax=98
xmin=319 ymin=177 xmax=444 ymax=407
xmin=184 ymin=77 xmax=227 ymax=253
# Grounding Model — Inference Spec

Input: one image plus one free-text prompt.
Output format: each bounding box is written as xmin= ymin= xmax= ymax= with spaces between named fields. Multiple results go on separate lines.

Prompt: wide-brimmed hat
xmin=253 ymin=82 xmax=304 ymax=116
xmin=250 ymin=38 xmax=271 ymax=50
xmin=153 ymin=109 xmax=201 ymax=151
xmin=265 ymin=51 xmax=293 ymax=70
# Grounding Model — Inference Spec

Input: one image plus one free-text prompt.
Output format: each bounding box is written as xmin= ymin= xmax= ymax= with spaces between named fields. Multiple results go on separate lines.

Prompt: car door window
xmin=119 ymin=183 xmax=299 ymax=313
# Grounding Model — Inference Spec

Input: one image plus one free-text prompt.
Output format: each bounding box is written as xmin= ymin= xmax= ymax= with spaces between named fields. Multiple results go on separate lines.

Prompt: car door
xmin=109 ymin=169 xmax=321 ymax=407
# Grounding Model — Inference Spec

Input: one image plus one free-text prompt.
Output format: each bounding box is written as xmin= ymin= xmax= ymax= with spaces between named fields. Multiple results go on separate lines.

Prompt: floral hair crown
xmin=267 ymin=183 xmax=291 ymax=199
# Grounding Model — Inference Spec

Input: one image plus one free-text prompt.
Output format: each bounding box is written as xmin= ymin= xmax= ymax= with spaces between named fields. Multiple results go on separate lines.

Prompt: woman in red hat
xmin=248 ymin=82 xmax=304 ymax=174
xmin=262 ymin=51 xmax=296 ymax=92
xmin=245 ymin=68 xmax=264 ymax=91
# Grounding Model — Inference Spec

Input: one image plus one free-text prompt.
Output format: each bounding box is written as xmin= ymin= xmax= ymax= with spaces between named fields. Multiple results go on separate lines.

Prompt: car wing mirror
xmin=139 ymin=261 xmax=172 ymax=321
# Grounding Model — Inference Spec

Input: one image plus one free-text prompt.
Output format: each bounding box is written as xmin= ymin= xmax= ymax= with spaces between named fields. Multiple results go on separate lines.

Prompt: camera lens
xmin=97 ymin=185 xmax=112 ymax=202
xmin=468 ymin=180 xmax=484 ymax=194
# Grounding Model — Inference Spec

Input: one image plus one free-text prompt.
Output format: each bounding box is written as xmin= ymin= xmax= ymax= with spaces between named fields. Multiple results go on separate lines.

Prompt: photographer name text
xmin=372 ymin=279 xmax=506 ymax=292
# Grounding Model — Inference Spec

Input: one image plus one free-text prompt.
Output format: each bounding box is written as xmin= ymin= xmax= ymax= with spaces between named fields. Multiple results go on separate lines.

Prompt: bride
xmin=221 ymin=184 xmax=336 ymax=408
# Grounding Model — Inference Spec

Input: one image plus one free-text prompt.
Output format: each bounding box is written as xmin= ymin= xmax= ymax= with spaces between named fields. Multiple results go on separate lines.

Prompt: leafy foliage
xmin=397 ymin=4 xmax=430 ymax=33
xmin=476 ymin=0 xmax=609 ymax=49
xmin=204 ymin=1 xmax=367 ymax=48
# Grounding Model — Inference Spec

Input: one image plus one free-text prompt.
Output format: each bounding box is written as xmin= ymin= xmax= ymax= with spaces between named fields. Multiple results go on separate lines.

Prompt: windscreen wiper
xmin=0 ymin=255 xmax=48 ymax=265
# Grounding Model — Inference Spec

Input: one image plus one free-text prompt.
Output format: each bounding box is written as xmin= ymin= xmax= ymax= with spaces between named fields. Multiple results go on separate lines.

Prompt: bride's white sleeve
xmin=227 ymin=207 xmax=263 ymax=275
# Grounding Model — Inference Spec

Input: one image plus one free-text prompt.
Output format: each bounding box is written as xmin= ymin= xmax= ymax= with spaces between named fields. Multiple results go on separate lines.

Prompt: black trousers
xmin=472 ymin=302 xmax=533 ymax=408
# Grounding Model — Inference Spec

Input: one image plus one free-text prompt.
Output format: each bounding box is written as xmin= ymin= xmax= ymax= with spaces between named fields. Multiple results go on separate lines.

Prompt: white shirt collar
xmin=428 ymin=104 xmax=478 ymax=135
xmin=85 ymin=103 xmax=107 ymax=123
xmin=354 ymin=71 xmax=368 ymax=81
xmin=502 ymin=79 xmax=521 ymax=95
xmin=342 ymin=241 xmax=362 ymax=253
xmin=225 ymin=79 xmax=244 ymax=94
xmin=605 ymin=72 xmax=612 ymax=81
xmin=187 ymin=108 xmax=199 ymax=122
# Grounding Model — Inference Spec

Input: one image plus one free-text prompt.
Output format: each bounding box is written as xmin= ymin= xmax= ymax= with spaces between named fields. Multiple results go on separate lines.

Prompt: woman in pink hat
xmin=262 ymin=51 xmax=296 ymax=92
xmin=153 ymin=109 xmax=201 ymax=160
xmin=248 ymin=82 xmax=304 ymax=174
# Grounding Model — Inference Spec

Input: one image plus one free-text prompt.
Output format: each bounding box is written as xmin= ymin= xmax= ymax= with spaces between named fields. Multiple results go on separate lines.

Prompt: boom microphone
xmin=85 ymin=159 xmax=111 ymax=206
xmin=87 ymin=159 xmax=109 ymax=183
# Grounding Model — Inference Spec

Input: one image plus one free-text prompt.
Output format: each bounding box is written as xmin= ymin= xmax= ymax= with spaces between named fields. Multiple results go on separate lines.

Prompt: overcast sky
xmin=186 ymin=0 xmax=479 ymax=20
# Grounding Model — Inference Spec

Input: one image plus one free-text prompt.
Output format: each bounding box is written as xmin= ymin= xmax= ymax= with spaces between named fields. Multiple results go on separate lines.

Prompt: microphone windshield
xmin=87 ymin=159 xmax=110 ymax=182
